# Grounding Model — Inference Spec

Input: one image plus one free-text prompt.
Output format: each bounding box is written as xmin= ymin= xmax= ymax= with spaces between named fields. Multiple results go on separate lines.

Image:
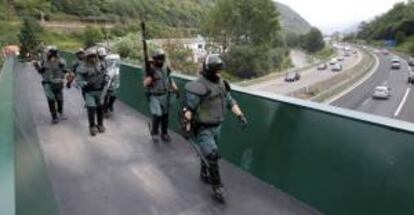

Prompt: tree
xmin=395 ymin=31 xmax=407 ymax=45
xmin=82 ymin=26 xmax=104 ymax=48
xmin=203 ymin=0 xmax=283 ymax=78
xmin=19 ymin=17 xmax=42 ymax=60
xmin=300 ymin=27 xmax=325 ymax=53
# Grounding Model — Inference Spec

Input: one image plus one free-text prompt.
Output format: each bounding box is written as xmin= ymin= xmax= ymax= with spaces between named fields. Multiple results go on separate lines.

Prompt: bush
xmin=82 ymin=26 xmax=104 ymax=48
xmin=223 ymin=45 xmax=273 ymax=79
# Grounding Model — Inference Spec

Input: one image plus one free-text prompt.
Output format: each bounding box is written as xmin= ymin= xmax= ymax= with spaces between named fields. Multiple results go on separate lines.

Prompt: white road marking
xmin=394 ymin=88 xmax=411 ymax=117
xmin=361 ymin=98 xmax=371 ymax=106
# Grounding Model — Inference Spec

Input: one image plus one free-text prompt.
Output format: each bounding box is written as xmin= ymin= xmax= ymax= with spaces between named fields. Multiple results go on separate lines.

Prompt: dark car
xmin=285 ymin=71 xmax=300 ymax=82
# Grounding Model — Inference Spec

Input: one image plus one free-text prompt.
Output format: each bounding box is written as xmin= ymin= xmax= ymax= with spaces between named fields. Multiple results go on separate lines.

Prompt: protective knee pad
xmin=206 ymin=150 xmax=220 ymax=163
xmin=207 ymin=150 xmax=222 ymax=186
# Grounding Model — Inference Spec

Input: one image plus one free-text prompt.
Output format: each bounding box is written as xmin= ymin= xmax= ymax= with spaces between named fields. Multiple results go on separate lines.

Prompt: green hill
xmin=275 ymin=2 xmax=312 ymax=34
xmin=357 ymin=1 xmax=414 ymax=55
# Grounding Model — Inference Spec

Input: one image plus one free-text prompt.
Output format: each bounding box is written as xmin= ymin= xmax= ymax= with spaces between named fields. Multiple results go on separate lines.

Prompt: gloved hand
xmin=237 ymin=114 xmax=248 ymax=129
xmin=175 ymin=91 xmax=181 ymax=99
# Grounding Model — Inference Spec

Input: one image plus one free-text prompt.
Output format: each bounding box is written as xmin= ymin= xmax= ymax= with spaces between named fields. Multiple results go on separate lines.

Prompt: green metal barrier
xmin=61 ymin=52 xmax=414 ymax=215
xmin=13 ymin=62 xmax=60 ymax=215
xmin=0 ymin=58 xmax=15 ymax=215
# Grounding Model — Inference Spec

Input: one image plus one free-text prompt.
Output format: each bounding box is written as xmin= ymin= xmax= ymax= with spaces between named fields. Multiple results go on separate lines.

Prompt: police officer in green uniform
xmin=36 ymin=46 xmax=68 ymax=124
xmin=76 ymin=50 xmax=108 ymax=136
xmin=143 ymin=49 xmax=178 ymax=142
xmin=181 ymin=54 xmax=248 ymax=201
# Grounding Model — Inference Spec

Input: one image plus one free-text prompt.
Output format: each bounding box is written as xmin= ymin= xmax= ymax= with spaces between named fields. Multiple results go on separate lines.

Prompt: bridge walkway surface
xmin=14 ymin=62 xmax=319 ymax=215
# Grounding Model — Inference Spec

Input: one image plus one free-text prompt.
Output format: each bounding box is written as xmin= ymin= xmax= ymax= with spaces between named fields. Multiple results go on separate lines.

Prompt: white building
xmin=150 ymin=35 xmax=208 ymax=63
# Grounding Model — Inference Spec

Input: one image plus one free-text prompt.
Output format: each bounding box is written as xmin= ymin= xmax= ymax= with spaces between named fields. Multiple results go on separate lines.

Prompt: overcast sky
xmin=276 ymin=0 xmax=406 ymax=33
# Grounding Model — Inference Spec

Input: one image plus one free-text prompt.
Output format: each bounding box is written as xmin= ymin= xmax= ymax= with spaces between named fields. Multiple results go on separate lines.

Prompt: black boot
xmin=97 ymin=105 xmax=105 ymax=133
xmin=57 ymin=98 xmax=67 ymax=120
xmin=48 ymin=99 xmax=59 ymax=124
xmin=87 ymin=107 xmax=98 ymax=136
xmin=108 ymin=96 xmax=116 ymax=112
xmin=151 ymin=115 xmax=161 ymax=142
xmin=200 ymin=160 xmax=210 ymax=184
xmin=208 ymin=151 xmax=226 ymax=202
xmin=161 ymin=114 xmax=171 ymax=142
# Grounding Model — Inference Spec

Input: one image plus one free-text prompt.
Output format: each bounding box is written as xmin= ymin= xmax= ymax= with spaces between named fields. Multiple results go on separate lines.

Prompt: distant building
xmin=150 ymin=35 xmax=207 ymax=63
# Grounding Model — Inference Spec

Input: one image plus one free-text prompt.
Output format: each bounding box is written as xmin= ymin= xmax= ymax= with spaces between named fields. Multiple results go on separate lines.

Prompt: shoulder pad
xmin=185 ymin=81 xmax=208 ymax=96
xmin=223 ymin=80 xmax=231 ymax=91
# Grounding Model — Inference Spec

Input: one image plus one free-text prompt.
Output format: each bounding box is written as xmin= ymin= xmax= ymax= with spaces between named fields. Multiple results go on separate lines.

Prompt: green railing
xmin=0 ymin=57 xmax=15 ymax=215
xmin=13 ymin=62 xmax=60 ymax=215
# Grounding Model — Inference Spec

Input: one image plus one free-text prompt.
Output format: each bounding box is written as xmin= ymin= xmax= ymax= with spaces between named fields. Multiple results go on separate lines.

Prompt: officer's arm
xmin=143 ymin=76 xmax=153 ymax=87
xmin=184 ymin=92 xmax=201 ymax=121
xmin=226 ymin=93 xmax=243 ymax=116
xmin=227 ymin=93 xmax=248 ymax=128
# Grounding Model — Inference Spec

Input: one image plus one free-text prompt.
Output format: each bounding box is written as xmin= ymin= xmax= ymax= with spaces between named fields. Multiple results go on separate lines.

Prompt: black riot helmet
xmin=47 ymin=46 xmax=59 ymax=60
xmin=152 ymin=49 xmax=166 ymax=67
xmin=75 ymin=48 xmax=85 ymax=60
xmin=85 ymin=49 xmax=98 ymax=65
xmin=202 ymin=54 xmax=225 ymax=82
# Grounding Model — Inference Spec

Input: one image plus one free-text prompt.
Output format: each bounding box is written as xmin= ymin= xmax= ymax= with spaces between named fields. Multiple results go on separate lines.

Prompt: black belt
xmin=150 ymin=92 xmax=167 ymax=96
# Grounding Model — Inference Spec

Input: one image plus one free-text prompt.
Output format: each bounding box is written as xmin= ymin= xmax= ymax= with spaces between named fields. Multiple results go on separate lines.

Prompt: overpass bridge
xmin=1 ymin=54 xmax=414 ymax=215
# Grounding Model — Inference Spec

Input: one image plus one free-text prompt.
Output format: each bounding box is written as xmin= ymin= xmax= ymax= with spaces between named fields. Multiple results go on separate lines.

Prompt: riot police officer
xmin=143 ymin=49 xmax=178 ymax=142
xmin=76 ymin=50 xmax=108 ymax=136
xmin=36 ymin=46 xmax=68 ymax=124
xmin=181 ymin=54 xmax=248 ymax=201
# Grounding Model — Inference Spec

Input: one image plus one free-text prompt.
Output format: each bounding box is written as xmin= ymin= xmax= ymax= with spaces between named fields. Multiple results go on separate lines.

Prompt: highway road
xmin=247 ymin=47 xmax=363 ymax=95
xmin=332 ymin=50 xmax=414 ymax=123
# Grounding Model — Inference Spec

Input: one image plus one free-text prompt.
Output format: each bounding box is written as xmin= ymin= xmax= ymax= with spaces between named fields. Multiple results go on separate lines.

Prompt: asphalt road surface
xmin=247 ymin=48 xmax=363 ymax=95
xmin=14 ymin=63 xmax=319 ymax=215
xmin=332 ymin=51 xmax=414 ymax=123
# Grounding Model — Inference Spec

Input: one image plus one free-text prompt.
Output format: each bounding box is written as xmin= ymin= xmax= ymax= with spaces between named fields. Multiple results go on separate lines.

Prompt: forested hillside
xmin=11 ymin=0 xmax=212 ymax=27
xmin=358 ymin=1 xmax=414 ymax=54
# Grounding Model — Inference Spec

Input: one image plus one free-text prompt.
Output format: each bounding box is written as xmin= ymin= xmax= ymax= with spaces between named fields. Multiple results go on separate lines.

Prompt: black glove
xmin=175 ymin=91 xmax=181 ymax=99
xmin=237 ymin=114 xmax=248 ymax=129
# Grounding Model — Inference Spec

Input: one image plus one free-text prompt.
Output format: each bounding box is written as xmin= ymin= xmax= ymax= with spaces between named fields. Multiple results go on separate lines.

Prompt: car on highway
xmin=329 ymin=58 xmax=337 ymax=65
xmin=382 ymin=49 xmax=390 ymax=55
xmin=391 ymin=58 xmax=401 ymax=70
xmin=285 ymin=71 xmax=300 ymax=82
xmin=372 ymin=86 xmax=391 ymax=99
xmin=409 ymin=58 xmax=414 ymax=67
xmin=338 ymin=56 xmax=345 ymax=61
xmin=317 ymin=63 xmax=328 ymax=70
xmin=331 ymin=63 xmax=343 ymax=72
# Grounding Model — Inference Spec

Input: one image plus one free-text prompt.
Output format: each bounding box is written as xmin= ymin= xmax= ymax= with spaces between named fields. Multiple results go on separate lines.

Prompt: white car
xmin=329 ymin=58 xmax=338 ymax=65
xmin=372 ymin=86 xmax=391 ymax=99
xmin=391 ymin=58 xmax=401 ymax=70
xmin=331 ymin=63 xmax=343 ymax=72
xmin=337 ymin=56 xmax=345 ymax=61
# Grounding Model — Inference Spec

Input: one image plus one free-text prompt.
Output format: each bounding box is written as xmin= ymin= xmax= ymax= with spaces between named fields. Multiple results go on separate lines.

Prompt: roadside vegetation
xmin=356 ymin=1 xmax=414 ymax=56
xmin=4 ymin=0 xmax=327 ymax=79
